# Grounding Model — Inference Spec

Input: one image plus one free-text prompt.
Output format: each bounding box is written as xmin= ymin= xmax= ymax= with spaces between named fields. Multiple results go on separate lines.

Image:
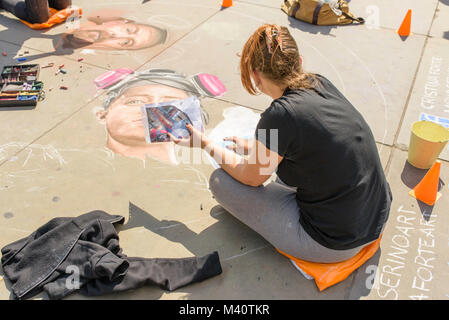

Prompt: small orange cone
xmin=222 ymin=0 xmax=233 ymax=8
xmin=409 ymin=160 xmax=442 ymax=206
xmin=397 ymin=9 xmax=412 ymax=37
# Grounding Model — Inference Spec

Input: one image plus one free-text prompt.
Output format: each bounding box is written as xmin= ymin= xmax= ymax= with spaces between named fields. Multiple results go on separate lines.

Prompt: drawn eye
xmin=126 ymin=26 xmax=137 ymax=34
xmin=125 ymin=97 xmax=147 ymax=106
xmin=121 ymin=39 xmax=131 ymax=46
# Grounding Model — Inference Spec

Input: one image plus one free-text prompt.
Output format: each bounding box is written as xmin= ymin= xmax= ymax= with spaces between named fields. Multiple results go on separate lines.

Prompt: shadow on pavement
xmin=0 ymin=202 xmax=383 ymax=300
xmin=119 ymin=202 xmax=382 ymax=300
xmin=0 ymin=11 xmax=88 ymax=63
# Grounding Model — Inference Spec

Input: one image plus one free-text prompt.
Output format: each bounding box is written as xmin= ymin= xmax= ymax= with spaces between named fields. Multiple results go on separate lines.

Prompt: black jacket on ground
xmin=1 ymin=210 xmax=222 ymax=299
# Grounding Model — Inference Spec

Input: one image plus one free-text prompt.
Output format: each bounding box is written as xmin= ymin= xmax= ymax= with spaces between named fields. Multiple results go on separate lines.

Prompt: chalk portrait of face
xmin=62 ymin=16 xmax=167 ymax=51
xmin=95 ymin=69 xmax=226 ymax=165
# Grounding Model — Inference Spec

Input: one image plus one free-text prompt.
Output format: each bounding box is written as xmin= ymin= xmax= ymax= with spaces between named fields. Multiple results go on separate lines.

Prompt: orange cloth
xmin=276 ymin=235 xmax=382 ymax=292
xmin=20 ymin=7 xmax=82 ymax=30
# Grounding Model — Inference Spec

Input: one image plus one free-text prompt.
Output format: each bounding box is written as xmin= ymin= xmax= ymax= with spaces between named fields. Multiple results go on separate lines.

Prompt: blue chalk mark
xmin=419 ymin=112 xmax=449 ymax=128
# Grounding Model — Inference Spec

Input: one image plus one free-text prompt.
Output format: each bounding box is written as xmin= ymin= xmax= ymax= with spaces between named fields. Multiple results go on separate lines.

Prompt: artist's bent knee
xmin=209 ymin=169 xmax=230 ymax=199
xmin=209 ymin=169 xmax=224 ymax=195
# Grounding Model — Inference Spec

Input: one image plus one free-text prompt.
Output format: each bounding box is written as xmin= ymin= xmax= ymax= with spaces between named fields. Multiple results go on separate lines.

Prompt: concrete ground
xmin=0 ymin=0 xmax=448 ymax=300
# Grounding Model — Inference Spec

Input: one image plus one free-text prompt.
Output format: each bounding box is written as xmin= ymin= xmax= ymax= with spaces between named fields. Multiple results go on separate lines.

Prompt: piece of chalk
xmin=60 ymin=69 xmax=67 ymax=74
xmin=77 ymin=58 xmax=84 ymax=62
xmin=60 ymin=86 xmax=68 ymax=90
xmin=59 ymin=64 xmax=64 ymax=69
xmin=17 ymin=57 xmax=27 ymax=62
xmin=2 ymin=51 xmax=6 ymax=56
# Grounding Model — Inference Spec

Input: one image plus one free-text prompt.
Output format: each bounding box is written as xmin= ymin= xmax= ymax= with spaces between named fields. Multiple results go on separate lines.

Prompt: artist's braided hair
xmin=102 ymin=69 xmax=211 ymax=124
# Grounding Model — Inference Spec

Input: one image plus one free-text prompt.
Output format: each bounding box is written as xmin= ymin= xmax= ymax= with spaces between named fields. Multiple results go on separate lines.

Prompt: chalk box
xmin=0 ymin=64 xmax=43 ymax=108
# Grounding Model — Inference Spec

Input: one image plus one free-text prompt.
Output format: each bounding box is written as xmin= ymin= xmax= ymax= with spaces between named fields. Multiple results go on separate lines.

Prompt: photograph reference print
xmin=141 ymin=96 xmax=203 ymax=143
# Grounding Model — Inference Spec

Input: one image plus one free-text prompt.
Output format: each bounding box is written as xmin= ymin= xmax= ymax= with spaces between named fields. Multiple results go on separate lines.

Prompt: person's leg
xmin=209 ymin=169 xmax=366 ymax=263
xmin=1 ymin=0 xmax=30 ymax=20
xmin=48 ymin=0 xmax=71 ymax=10
xmin=24 ymin=0 xmax=49 ymax=23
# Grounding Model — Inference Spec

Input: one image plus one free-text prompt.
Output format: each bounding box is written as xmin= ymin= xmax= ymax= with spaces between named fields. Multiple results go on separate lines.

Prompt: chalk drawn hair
xmin=102 ymin=69 xmax=227 ymax=125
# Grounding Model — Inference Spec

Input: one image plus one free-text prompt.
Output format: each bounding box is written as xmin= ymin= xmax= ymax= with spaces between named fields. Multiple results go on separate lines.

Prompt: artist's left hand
xmin=168 ymin=124 xmax=210 ymax=149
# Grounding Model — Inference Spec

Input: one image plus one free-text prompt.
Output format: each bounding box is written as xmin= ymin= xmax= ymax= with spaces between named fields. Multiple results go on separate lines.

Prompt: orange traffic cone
xmin=409 ymin=160 xmax=442 ymax=206
xmin=397 ymin=9 xmax=412 ymax=37
xmin=222 ymin=0 xmax=233 ymax=8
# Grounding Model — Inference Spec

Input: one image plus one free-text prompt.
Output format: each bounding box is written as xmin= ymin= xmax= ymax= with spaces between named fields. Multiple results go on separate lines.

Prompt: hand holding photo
xmin=141 ymin=96 xmax=203 ymax=143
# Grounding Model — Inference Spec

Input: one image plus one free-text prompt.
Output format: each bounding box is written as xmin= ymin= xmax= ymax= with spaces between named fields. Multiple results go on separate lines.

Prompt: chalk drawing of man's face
xmin=102 ymin=84 xmax=189 ymax=146
xmin=63 ymin=17 xmax=167 ymax=51
xmin=96 ymin=83 xmax=190 ymax=164
xmin=94 ymin=69 xmax=226 ymax=164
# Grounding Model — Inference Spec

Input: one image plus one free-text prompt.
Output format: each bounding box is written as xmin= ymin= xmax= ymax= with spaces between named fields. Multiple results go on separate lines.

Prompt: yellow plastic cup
xmin=408 ymin=120 xmax=449 ymax=169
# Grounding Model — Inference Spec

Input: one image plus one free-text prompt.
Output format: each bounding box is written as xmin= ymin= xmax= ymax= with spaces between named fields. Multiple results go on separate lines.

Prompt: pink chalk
xmin=195 ymin=73 xmax=226 ymax=97
xmin=94 ymin=68 xmax=134 ymax=90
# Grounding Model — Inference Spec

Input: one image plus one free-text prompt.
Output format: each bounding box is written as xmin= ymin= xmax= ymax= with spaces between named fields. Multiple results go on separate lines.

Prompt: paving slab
xmin=0 ymin=40 xmax=107 ymax=164
xmin=0 ymin=95 xmax=370 ymax=300
xmin=430 ymin=0 xmax=449 ymax=40
xmin=143 ymin=2 xmax=426 ymax=146
xmin=0 ymin=0 xmax=448 ymax=301
xmin=0 ymin=0 xmax=219 ymax=70
xmin=346 ymin=0 xmax=438 ymax=35
xmin=396 ymin=37 xmax=449 ymax=161
xmin=236 ymin=0 xmax=438 ymax=35
xmin=348 ymin=149 xmax=449 ymax=300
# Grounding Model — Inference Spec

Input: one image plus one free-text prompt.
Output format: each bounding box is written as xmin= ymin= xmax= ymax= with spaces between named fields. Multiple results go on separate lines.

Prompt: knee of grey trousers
xmin=208 ymin=168 xmax=373 ymax=263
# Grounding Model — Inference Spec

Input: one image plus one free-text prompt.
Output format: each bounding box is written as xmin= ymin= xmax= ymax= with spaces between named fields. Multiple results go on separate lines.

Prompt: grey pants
xmin=209 ymin=169 xmax=376 ymax=263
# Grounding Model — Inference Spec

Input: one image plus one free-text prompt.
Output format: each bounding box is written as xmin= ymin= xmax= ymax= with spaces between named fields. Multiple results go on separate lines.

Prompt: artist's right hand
xmin=168 ymin=124 xmax=210 ymax=149
xmin=223 ymin=136 xmax=251 ymax=155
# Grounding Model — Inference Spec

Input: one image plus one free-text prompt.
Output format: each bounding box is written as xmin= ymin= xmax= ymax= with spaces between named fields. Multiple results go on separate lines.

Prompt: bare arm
xmin=171 ymin=125 xmax=282 ymax=187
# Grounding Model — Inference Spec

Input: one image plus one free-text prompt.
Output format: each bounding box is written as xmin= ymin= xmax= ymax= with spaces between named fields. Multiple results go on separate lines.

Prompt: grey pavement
xmin=0 ymin=0 xmax=448 ymax=300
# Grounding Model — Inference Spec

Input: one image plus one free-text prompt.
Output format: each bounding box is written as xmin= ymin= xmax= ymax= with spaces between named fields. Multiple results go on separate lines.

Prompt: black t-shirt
xmin=255 ymin=74 xmax=392 ymax=250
